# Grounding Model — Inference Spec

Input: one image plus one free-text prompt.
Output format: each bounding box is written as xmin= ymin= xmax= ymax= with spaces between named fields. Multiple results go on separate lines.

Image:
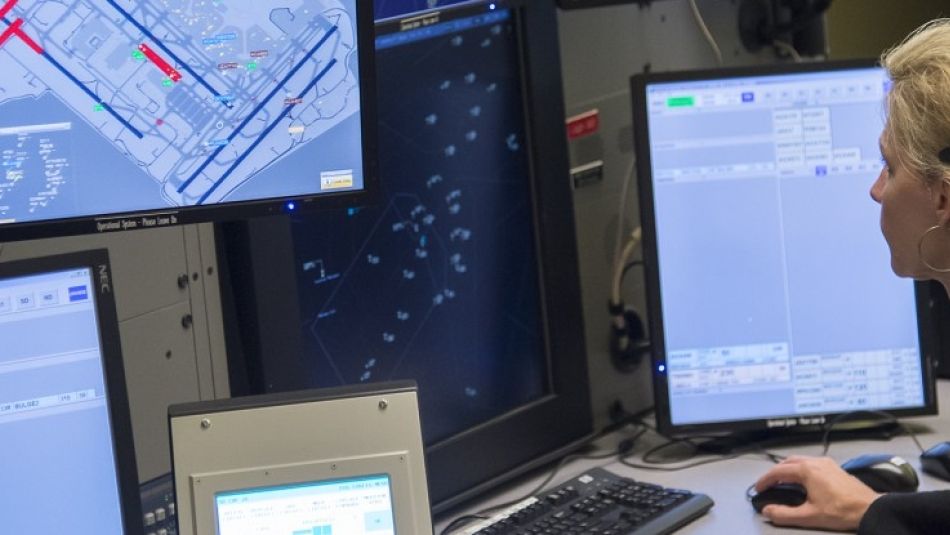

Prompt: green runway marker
xmin=247 ymin=62 xmax=257 ymax=71
xmin=93 ymin=103 xmax=105 ymax=112
xmin=667 ymin=96 xmax=695 ymax=108
xmin=162 ymin=79 xmax=173 ymax=87
xmin=132 ymin=50 xmax=145 ymax=61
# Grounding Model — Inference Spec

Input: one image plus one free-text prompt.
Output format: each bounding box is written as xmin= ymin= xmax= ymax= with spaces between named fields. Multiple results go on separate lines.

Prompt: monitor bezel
xmin=0 ymin=249 xmax=143 ymax=533
xmin=631 ymin=59 xmax=940 ymax=439
xmin=0 ymin=0 xmax=379 ymax=243
xmin=217 ymin=0 xmax=594 ymax=514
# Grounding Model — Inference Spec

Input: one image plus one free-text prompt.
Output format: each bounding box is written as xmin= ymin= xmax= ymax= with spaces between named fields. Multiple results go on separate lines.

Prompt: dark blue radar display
xmin=288 ymin=5 xmax=547 ymax=444
xmin=375 ymin=0 xmax=473 ymax=19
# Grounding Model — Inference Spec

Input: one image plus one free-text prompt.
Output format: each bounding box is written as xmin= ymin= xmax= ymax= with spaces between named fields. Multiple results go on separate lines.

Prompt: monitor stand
xmin=695 ymin=420 xmax=905 ymax=455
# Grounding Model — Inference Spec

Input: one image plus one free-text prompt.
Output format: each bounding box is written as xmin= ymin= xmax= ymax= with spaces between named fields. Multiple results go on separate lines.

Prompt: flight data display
xmin=644 ymin=67 xmax=927 ymax=425
xmin=0 ymin=267 xmax=124 ymax=533
xmin=0 ymin=0 xmax=365 ymax=227
xmin=281 ymin=3 xmax=549 ymax=444
xmin=216 ymin=475 xmax=395 ymax=535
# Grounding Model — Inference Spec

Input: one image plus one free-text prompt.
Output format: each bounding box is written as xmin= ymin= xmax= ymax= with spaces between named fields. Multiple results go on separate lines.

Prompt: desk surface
xmin=435 ymin=379 xmax=950 ymax=534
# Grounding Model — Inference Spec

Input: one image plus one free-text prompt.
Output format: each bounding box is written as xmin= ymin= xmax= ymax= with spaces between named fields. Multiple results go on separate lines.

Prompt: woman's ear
xmin=935 ymin=179 xmax=950 ymax=225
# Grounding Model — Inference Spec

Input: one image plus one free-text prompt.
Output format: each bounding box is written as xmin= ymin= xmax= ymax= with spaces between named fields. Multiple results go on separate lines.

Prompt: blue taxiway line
xmin=105 ymin=0 xmax=229 ymax=106
xmin=3 ymin=15 xmax=142 ymax=137
xmin=178 ymin=25 xmax=338 ymax=194
xmin=196 ymin=58 xmax=338 ymax=205
xmin=40 ymin=50 xmax=144 ymax=138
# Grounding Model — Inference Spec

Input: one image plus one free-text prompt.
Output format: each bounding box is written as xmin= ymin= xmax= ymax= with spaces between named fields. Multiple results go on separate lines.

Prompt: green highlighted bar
xmin=667 ymin=96 xmax=695 ymax=108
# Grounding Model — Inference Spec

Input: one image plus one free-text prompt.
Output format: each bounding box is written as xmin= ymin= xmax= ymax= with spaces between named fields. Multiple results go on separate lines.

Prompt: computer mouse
xmin=920 ymin=441 xmax=950 ymax=481
xmin=749 ymin=483 xmax=807 ymax=513
xmin=840 ymin=454 xmax=919 ymax=493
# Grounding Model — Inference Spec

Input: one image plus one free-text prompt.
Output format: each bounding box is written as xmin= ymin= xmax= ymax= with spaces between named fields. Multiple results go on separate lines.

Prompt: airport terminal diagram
xmin=0 ymin=0 xmax=361 ymax=222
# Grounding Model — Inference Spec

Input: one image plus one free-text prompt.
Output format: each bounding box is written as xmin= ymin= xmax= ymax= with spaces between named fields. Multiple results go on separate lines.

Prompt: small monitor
xmin=0 ymin=249 xmax=141 ymax=533
xmin=631 ymin=61 xmax=938 ymax=439
xmin=169 ymin=382 xmax=432 ymax=535
xmin=0 ymin=0 xmax=377 ymax=241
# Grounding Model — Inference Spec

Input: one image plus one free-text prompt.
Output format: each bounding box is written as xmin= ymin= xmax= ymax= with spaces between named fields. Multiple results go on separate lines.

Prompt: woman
xmin=754 ymin=18 xmax=950 ymax=534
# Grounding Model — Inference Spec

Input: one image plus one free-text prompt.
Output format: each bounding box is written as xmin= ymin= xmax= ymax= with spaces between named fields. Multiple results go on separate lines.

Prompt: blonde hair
xmin=881 ymin=18 xmax=950 ymax=185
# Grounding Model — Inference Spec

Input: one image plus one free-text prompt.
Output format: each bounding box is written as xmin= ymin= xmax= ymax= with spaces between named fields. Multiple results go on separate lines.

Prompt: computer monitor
xmin=631 ymin=60 xmax=939 ymax=440
xmin=374 ymin=0 xmax=475 ymax=20
xmin=0 ymin=249 xmax=142 ymax=533
xmin=169 ymin=382 xmax=432 ymax=535
xmin=0 ymin=0 xmax=377 ymax=241
xmin=219 ymin=0 xmax=593 ymax=513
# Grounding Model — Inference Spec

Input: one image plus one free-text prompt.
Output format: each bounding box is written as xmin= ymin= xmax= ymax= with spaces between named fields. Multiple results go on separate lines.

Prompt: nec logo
xmin=98 ymin=264 xmax=112 ymax=294
xmin=68 ymin=286 xmax=89 ymax=302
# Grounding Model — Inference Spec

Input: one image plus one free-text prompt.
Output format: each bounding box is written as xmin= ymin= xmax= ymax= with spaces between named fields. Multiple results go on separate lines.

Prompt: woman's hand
xmin=754 ymin=456 xmax=882 ymax=531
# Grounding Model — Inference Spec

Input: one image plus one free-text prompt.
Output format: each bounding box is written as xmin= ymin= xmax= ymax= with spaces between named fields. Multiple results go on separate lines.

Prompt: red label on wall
xmin=566 ymin=109 xmax=600 ymax=140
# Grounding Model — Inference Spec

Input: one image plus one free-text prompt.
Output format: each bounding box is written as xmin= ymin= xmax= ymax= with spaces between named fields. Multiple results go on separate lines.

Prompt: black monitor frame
xmin=0 ymin=249 xmax=143 ymax=532
xmin=218 ymin=0 xmax=593 ymax=514
xmin=631 ymin=59 xmax=939 ymax=440
xmin=0 ymin=1 xmax=378 ymax=243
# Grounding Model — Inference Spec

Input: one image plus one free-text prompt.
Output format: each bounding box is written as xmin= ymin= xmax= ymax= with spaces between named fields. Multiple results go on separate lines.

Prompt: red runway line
xmin=14 ymin=23 xmax=42 ymax=54
xmin=139 ymin=43 xmax=181 ymax=82
xmin=0 ymin=0 xmax=18 ymax=20
xmin=0 ymin=21 xmax=16 ymax=47
xmin=0 ymin=19 xmax=43 ymax=54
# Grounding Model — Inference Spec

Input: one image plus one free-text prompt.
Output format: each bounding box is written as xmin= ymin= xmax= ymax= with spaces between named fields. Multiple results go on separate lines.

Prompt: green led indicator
xmin=667 ymin=96 xmax=695 ymax=108
xmin=93 ymin=103 xmax=105 ymax=112
xmin=247 ymin=62 xmax=257 ymax=71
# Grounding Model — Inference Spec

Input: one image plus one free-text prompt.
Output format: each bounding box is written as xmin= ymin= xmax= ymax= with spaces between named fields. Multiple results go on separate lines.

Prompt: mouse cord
xmin=820 ymin=410 xmax=925 ymax=456
xmin=439 ymin=421 xmax=647 ymax=534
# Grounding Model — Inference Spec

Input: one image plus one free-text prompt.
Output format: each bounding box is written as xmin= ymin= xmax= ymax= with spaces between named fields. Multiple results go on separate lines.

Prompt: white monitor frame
xmin=169 ymin=381 xmax=432 ymax=535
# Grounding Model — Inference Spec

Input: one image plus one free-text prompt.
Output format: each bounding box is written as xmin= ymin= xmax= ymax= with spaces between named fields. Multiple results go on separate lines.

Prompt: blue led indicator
xmin=286 ymin=201 xmax=296 ymax=211
xmin=658 ymin=364 xmax=666 ymax=373
xmin=489 ymin=3 xmax=496 ymax=9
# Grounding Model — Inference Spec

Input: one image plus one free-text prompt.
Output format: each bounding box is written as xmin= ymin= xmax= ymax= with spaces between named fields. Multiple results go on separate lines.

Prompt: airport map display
xmin=0 ymin=0 xmax=363 ymax=226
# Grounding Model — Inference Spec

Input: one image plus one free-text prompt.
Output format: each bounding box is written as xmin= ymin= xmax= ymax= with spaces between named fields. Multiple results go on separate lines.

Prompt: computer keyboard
xmin=456 ymin=467 xmax=713 ymax=535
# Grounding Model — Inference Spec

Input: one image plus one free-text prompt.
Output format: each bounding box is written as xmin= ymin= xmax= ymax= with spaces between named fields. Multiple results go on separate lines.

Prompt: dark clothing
xmin=858 ymin=490 xmax=950 ymax=534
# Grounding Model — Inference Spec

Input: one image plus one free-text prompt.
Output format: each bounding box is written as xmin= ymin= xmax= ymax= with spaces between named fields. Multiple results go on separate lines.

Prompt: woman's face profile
xmin=870 ymin=133 xmax=940 ymax=279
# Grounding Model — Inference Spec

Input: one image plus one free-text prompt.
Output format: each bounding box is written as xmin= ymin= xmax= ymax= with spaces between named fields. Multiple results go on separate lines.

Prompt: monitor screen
xmin=374 ymin=0 xmax=476 ymax=20
xmin=289 ymin=2 xmax=546 ymax=445
xmin=0 ymin=0 xmax=376 ymax=241
xmin=632 ymin=61 xmax=938 ymax=438
xmin=221 ymin=0 xmax=592 ymax=513
xmin=0 ymin=250 xmax=141 ymax=533
xmin=215 ymin=475 xmax=395 ymax=535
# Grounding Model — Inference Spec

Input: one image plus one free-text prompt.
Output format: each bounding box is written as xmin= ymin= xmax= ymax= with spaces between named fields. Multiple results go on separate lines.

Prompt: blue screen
xmin=216 ymin=475 xmax=395 ymax=535
xmin=375 ymin=0 xmax=476 ymax=20
xmin=272 ymin=3 xmax=548 ymax=444
xmin=0 ymin=0 xmax=365 ymax=225
xmin=0 ymin=267 xmax=124 ymax=533
xmin=644 ymin=67 xmax=928 ymax=425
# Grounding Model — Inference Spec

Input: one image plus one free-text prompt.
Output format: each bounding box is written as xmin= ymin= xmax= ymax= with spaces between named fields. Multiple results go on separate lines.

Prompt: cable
xmin=688 ymin=0 xmax=723 ymax=66
xmin=772 ymin=39 xmax=803 ymax=62
xmin=819 ymin=410 xmax=925 ymax=456
xmin=440 ymin=409 xmax=650 ymax=534
xmin=621 ymin=259 xmax=644 ymax=281
xmin=440 ymin=445 xmax=631 ymax=534
xmin=612 ymin=157 xmax=637 ymax=283
xmin=610 ymin=227 xmax=641 ymax=310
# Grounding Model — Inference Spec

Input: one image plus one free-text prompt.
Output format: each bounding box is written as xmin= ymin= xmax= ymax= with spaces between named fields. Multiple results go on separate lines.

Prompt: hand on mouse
xmin=754 ymin=455 xmax=883 ymax=531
